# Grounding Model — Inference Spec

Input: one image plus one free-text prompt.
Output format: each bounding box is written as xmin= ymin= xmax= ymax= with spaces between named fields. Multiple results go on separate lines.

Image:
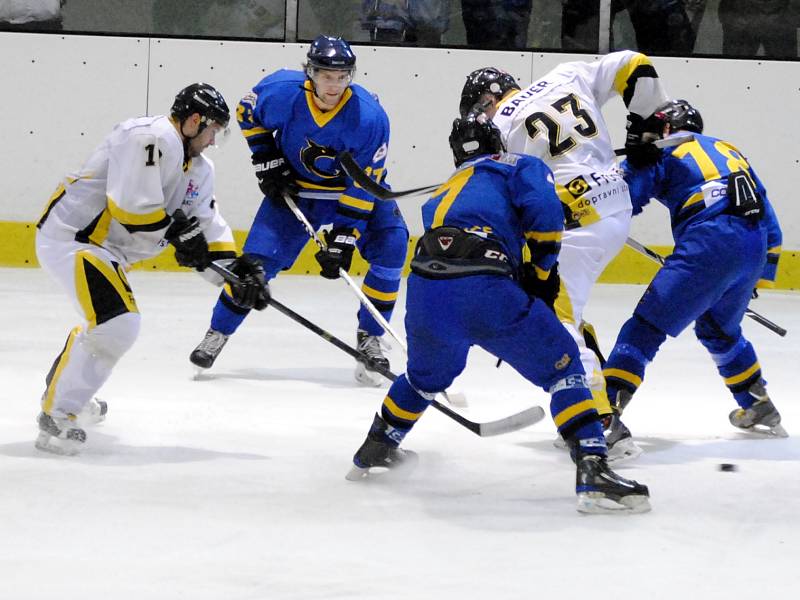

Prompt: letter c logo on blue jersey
xmin=301 ymin=138 xmax=341 ymax=180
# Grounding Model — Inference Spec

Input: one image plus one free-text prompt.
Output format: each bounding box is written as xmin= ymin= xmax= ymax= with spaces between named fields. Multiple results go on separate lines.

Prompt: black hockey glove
xmin=229 ymin=253 xmax=270 ymax=311
xmin=251 ymin=148 xmax=298 ymax=201
xmin=315 ymin=227 xmax=357 ymax=280
xmin=165 ymin=209 xmax=209 ymax=270
xmin=624 ymin=112 xmax=666 ymax=169
xmin=519 ymin=261 xmax=560 ymax=311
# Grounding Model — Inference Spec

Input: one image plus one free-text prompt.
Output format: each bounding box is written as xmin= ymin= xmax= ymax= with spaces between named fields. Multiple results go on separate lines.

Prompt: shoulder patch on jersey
xmin=496 ymin=153 xmax=519 ymax=166
xmin=372 ymin=143 xmax=388 ymax=163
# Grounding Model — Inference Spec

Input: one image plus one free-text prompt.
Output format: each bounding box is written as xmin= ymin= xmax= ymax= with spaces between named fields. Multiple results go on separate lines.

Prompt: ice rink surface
xmin=1 ymin=267 xmax=798 ymax=600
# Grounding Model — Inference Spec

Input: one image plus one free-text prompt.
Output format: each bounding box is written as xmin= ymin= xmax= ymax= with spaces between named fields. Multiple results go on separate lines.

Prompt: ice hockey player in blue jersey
xmin=604 ymin=99 xmax=787 ymax=437
xmin=189 ymin=35 xmax=409 ymax=386
xmin=346 ymin=115 xmax=651 ymax=514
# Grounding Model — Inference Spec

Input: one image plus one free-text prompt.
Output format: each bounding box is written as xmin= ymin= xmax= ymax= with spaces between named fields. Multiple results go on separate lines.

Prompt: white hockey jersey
xmin=491 ymin=51 xmax=668 ymax=227
xmin=37 ymin=115 xmax=235 ymax=266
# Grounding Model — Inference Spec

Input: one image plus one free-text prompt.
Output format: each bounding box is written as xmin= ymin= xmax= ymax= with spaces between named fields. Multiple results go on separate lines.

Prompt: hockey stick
xmin=613 ymin=133 xmax=695 ymax=156
xmin=625 ymin=237 xmax=787 ymax=337
xmin=281 ymin=193 xmax=467 ymax=407
xmin=339 ymin=134 xmax=697 ymax=203
xmin=338 ymin=152 xmax=441 ymax=200
xmin=207 ymin=261 xmax=544 ymax=436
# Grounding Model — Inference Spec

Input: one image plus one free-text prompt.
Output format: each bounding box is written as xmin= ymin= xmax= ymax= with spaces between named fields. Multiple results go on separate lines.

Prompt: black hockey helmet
xmin=449 ymin=115 xmax=505 ymax=167
xmin=171 ymin=83 xmax=230 ymax=131
xmin=459 ymin=67 xmax=521 ymax=117
xmin=306 ymin=35 xmax=356 ymax=73
xmin=653 ymin=99 xmax=704 ymax=134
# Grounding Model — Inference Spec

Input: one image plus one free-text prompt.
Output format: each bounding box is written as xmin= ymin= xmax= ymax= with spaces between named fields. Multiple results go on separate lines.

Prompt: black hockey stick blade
xmin=614 ymin=133 xmax=695 ymax=156
xmin=338 ymin=151 xmax=441 ymax=200
xmin=624 ymin=238 xmax=787 ymax=337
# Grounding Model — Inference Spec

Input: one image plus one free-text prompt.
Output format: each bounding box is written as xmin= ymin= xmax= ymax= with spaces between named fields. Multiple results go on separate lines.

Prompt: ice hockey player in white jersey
xmin=34 ymin=83 xmax=270 ymax=455
xmin=458 ymin=52 xmax=669 ymax=461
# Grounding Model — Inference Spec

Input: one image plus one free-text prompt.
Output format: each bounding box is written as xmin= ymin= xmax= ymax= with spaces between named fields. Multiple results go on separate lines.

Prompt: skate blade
xmin=34 ymin=433 xmax=82 ymax=456
xmin=192 ymin=365 xmax=210 ymax=381
xmin=77 ymin=398 xmax=107 ymax=426
xmin=577 ymin=492 xmax=651 ymax=515
xmin=354 ymin=363 xmax=387 ymax=387
xmin=344 ymin=451 xmax=419 ymax=482
xmin=442 ymin=391 xmax=468 ymax=408
xmin=734 ymin=423 xmax=789 ymax=438
xmin=607 ymin=438 xmax=644 ymax=464
xmin=553 ymin=437 xmax=568 ymax=450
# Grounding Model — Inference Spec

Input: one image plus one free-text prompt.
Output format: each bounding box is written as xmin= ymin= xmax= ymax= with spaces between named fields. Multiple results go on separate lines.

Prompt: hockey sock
xmin=210 ymin=289 xmax=251 ymax=335
xmin=603 ymin=314 xmax=666 ymax=408
xmin=378 ymin=374 xmax=433 ymax=446
xmin=549 ymin=371 xmax=603 ymax=449
xmin=357 ymin=264 xmax=401 ymax=336
xmin=708 ymin=336 xmax=763 ymax=409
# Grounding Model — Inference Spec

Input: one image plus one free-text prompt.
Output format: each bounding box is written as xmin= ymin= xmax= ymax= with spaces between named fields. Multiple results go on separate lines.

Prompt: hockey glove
xmin=251 ymin=148 xmax=298 ymax=201
xmin=624 ymin=113 xmax=666 ymax=169
xmin=315 ymin=227 xmax=357 ymax=280
xmin=519 ymin=262 xmax=560 ymax=311
xmin=165 ymin=209 xmax=210 ymax=270
xmin=229 ymin=253 xmax=270 ymax=311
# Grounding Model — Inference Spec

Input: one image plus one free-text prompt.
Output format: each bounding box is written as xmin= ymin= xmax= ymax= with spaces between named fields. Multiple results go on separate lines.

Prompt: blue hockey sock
xmin=210 ymin=291 xmax=250 ymax=336
xmin=357 ymin=265 xmax=401 ymax=336
xmin=711 ymin=337 xmax=763 ymax=409
xmin=604 ymin=314 xmax=666 ymax=407
xmin=377 ymin=374 xmax=433 ymax=446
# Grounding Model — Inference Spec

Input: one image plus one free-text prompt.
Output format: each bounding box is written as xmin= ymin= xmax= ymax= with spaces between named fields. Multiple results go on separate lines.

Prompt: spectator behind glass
xmin=718 ymin=0 xmax=797 ymax=58
xmin=461 ymin=0 xmax=532 ymax=49
xmin=152 ymin=0 xmax=283 ymax=38
xmin=0 ymin=0 xmax=63 ymax=31
xmin=361 ymin=0 xmax=450 ymax=45
xmin=561 ymin=0 xmax=704 ymax=55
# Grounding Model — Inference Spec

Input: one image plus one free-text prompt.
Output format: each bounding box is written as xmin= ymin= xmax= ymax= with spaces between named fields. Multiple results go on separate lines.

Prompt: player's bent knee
xmin=83 ymin=312 xmax=141 ymax=360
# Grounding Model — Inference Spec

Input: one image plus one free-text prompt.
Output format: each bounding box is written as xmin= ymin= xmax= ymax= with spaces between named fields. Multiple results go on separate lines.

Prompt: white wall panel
xmin=1 ymin=34 xmax=798 ymax=247
xmin=0 ymin=33 xmax=148 ymax=221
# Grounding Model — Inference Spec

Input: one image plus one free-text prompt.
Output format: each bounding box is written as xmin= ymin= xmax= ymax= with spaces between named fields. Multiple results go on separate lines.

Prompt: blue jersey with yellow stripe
xmin=623 ymin=133 xmax=782 ymax=286
xmin=421 ymin=152 xmax=563 ymax=275
xmin=237 ymin=69 xmax=391 ymax=233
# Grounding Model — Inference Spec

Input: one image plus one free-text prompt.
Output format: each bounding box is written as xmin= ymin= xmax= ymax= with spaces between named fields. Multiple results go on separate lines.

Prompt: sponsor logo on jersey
xmin=372 ymin=143 xmax=388 ymax=163
xmin=565 ymin=175 xmax=591 ymax=198
xmin=184 ymin=180 xmax=200 ymax=204
xmin=554 ymin=354 xmax=572 ymax=370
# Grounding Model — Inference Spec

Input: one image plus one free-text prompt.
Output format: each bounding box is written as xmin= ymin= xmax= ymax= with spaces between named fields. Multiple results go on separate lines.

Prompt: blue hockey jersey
xmin=421 ymin=152 xmax=563 ymax=276
xmin=237 ymin=69 xmax=391 ymax=233
xmin=623 ymin=133 xmax=782 ymax=287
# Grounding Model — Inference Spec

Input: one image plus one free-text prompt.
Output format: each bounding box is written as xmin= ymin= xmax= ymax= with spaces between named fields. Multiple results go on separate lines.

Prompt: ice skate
xmin=78 ymin=397 xmax=108 ymax=425
xmin=35 ymin=412 xmax=87 ymax=456
xmin=729 ymin=381 xmax=787 ymax=437
xmin=354 ymin=330 xmax=391 ymax=387
xmin=346 ymin=415 xmax=417 ymax=480
xmin=190 ymin=328 xmax=229 ymax=373
xmin=575 ymin=454 xmax=651 ymax=514
xmin=604 ymin=413 xmax=643 ymax=463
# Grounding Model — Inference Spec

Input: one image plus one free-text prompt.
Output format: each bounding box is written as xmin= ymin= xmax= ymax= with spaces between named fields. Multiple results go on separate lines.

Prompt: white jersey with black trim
xmin=491 ymin=51 xmax=668 ymax=226
xmin=38 ymin=115 xmax=235 ymax=266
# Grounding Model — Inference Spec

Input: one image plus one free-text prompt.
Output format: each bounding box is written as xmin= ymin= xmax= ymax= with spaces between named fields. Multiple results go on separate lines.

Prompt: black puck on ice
xmin=718 ymin=463 xmax=738 ymax=472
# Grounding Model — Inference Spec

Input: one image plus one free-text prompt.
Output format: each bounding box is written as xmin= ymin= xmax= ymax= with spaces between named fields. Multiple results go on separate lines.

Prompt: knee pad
xmin=81 ymin=312 xmax=141 ymax=362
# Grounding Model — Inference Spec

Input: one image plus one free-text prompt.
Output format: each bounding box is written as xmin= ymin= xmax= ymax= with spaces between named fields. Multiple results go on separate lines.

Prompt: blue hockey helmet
xmin=449 ymin=115 xmax=505 ymax=167
xmin=171 ymin=82 xmax=230 ymax=130
xmin=654 ymin=99 xmax=704 ymax=134
xmin=306 ymin=35 xmax=356 ymax=73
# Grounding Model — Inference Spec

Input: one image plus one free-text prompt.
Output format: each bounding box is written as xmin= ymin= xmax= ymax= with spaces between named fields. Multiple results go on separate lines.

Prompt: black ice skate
xmin=729 ymin=381 xmax=787 ymax=437
xmin=354 ymin=329 xmax=391 ymax=387
xmin=603 ymin=412 xmax=643 ymax=463
xmin=35 ymin=412 xmax=87 ymax=456
xmin=346 ymin=415 xmax=417 ymax=481
xmin=576 ymin=453 xmax=651 ymax=514
xmin=190 ymin=328 xmax=229 ymax=371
